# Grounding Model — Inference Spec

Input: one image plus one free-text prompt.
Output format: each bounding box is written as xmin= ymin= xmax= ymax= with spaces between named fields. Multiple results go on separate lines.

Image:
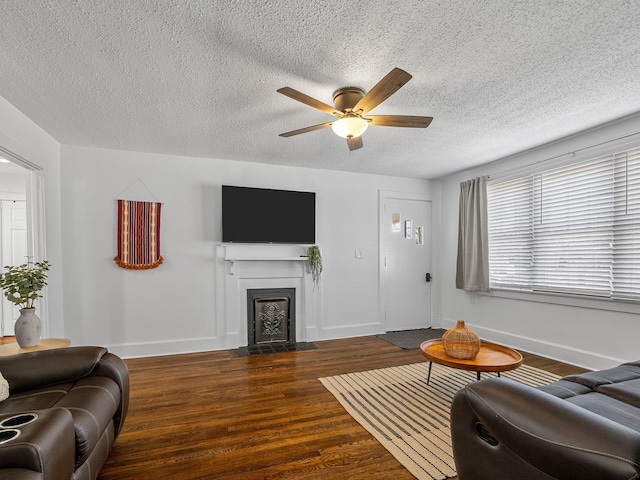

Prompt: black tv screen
xmin=222 ymin=185 xmax=316 ymax=244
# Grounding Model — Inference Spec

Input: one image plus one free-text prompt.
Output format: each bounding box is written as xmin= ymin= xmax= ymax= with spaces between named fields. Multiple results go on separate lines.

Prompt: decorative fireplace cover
xmin=247 ymin=288 xmax=295 ymax=346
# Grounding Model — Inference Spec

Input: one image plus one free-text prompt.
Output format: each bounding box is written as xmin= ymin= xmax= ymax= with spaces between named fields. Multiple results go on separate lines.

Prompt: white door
xmin=380 ymin=193 xmax=432 ymax=331
xmin=1 ymin=200 xmax=28 ymax=336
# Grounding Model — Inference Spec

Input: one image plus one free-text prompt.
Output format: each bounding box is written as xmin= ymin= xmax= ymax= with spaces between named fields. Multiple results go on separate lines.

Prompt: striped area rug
xmin=319 ymin=362 xmax=560 ymax=480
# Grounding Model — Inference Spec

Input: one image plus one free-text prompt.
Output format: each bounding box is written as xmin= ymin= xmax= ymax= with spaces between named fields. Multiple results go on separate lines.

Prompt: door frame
xmin=378 ymin=190 xmax=440 ymax=332
xmin=0 ymin=146 xmax=48 ymax=337
xmin=1 ymin=197 xmax=26 ymax=336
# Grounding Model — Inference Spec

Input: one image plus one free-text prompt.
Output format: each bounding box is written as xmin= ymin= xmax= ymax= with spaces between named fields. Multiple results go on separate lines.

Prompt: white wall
xmin=0 ymin=169 xmax=25 ymax=194
xmin=60 ymin=145 xmax=436 ymax=357
xmin=6 ymin=86 xmax=637 ymax=368
xmin=438 ymin=112 xmax=640 ymax=370
xmin=0 ymin=96 xmax=64 ymax=337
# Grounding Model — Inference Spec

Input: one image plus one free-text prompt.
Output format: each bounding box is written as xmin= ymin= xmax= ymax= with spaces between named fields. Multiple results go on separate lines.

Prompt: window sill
xmin=478 ymin=288 xmax=640 ymax=315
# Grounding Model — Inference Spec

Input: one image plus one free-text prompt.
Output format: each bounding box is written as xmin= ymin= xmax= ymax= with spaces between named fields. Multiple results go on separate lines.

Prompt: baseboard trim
xmin=316 ymin=323 xmax=382 ymax=341
xmin=101 ymin=323 xmax=381 ymax=358
xmin=440 ymin=318 xmax=627 ymax=371
xmin=104 ymin=336 xmax=224 ymax=359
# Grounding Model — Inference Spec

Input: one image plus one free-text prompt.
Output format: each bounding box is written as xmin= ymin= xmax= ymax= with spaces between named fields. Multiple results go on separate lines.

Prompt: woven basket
xmin=442 ymin=320 xmax=481 ymax=359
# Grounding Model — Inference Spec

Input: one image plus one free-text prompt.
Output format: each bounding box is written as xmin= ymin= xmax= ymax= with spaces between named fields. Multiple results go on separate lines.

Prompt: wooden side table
xmin=0 ymin=338 xmax=71 ymax=356
xmin=420 ymin=338 xmax=522 ymax=384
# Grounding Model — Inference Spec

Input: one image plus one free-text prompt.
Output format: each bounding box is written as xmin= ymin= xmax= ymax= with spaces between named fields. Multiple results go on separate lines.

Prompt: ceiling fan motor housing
xmin=332 ymin=87 xmax=365 ymax=112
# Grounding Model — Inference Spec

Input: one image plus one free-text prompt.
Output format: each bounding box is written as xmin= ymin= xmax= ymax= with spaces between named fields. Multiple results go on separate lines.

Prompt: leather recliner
xmin=0 ymin=346 xmax=129 ymax=480
xmin=450 ymin=361 xmax=640 ymax=479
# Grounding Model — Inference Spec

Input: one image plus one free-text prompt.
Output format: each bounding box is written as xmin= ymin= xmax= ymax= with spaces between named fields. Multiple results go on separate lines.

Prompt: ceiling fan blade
xmin=367 ymin=115 xmax=433 ymax=128
xmin=279 ymin=122 xmax=332 ymax=137
xmin=347 ymin=136 xmax=363 ymax=151
xmin=352 ymin=68 xmax=413 ymax=115
xmin=277 ymin=87 xmax=340 ymax=116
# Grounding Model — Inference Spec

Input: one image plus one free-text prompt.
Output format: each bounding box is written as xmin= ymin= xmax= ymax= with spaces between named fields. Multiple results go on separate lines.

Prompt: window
xmin=488 ymin=146 xmax=640 ymax=302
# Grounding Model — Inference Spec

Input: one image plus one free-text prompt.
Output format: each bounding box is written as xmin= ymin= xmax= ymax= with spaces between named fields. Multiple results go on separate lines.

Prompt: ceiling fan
xmin=277 ymin=67 xmax=433 ymax=151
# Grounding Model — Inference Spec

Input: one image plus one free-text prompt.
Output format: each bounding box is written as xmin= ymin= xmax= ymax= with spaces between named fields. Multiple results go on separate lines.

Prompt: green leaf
xmin=0 ymin=261 xmax=50 ymax=308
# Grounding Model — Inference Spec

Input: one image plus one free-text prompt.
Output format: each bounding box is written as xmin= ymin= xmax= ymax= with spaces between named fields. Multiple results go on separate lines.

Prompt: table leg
xmin=427 ymin=362 xmax=433 ymax=385
xmin=476 ymin=371 xmax=499 ymax=381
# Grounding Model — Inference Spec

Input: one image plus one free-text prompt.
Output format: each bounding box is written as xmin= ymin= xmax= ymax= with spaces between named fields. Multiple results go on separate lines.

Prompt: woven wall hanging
xmin=114 ymin=199 xmax=163 ymax=270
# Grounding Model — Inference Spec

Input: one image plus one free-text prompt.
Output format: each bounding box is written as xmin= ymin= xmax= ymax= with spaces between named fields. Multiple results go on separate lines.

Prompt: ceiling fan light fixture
xmin=331 ymin=116 xmax=368 ymax=139
xmin=278 ymin=68 xmax=431 ymax=150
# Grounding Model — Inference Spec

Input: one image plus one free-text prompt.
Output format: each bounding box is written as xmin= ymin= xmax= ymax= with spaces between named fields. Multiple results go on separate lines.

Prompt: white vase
xmin=15 ymin=308 xmax=41 ymax=348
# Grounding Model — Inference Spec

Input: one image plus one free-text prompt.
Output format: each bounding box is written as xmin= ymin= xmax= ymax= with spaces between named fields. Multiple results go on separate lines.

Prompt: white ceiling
xmin=1 ymin=1 xmax=639 ymax=179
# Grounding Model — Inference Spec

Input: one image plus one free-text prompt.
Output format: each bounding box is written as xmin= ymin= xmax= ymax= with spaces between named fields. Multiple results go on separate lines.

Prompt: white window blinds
xmin=487 ymin=146 xmax=640 ymax=302
xmin=612 ymin=149 xmax=640 ymax=300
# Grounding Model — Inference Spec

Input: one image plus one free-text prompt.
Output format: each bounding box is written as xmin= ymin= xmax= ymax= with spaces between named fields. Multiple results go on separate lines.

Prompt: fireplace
xmin=215 ymin=244 xmax=320 ymax=352
xmin=247 ymin=288 xmax=296 ymax=347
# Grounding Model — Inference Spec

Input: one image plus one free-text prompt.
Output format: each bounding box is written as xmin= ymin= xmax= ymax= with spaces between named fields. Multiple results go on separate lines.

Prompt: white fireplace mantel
xmin=221 ymin=243 xmax=310 ymax=260
xmin=226 ymin=257 xmax=307 ymax=261
xmin=214 ymin=244 xmax=319 ymax=349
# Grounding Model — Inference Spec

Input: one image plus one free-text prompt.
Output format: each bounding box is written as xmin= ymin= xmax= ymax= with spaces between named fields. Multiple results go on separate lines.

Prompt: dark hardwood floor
xmin=87 ymin=335 xmax=588 ymax=480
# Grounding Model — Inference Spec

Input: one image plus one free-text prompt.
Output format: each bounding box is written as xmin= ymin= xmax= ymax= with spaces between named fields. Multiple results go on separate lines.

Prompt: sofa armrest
xmin=92 ymin=352 xmax=130 ymax=438
xmin=0 ymin=347 xmax=107 ymax=393
xmin=451 ymin=377 xmax=640 ymax=480
xmin=0 ymin=408 xmax=75 ymax=480
xmin=0 ymin=468 xmax=45 ymax=480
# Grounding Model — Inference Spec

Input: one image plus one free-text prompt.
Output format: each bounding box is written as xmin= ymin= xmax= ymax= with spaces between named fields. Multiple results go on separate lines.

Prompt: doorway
xmin=0 ymin=199 xmax=27 ymax=335
xmin=379 ymin=191 xmax=432 ymax=331
xmin=0 ymin=149 xmax=46 ymax=337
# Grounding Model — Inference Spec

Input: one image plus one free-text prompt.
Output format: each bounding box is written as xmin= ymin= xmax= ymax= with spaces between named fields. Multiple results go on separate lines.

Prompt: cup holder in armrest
xmin=0 ymin=413 xmax=38 ymax=428
xmin=0 ymin=429 xmax=20 ymax=444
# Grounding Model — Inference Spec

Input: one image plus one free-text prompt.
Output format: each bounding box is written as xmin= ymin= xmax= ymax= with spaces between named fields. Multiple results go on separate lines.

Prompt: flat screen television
xmin=222 ymin=185 xmax=316 ymax=244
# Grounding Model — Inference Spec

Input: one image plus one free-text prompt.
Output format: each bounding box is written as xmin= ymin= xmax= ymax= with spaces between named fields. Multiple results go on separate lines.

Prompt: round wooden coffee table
xmin=420 ymin=338 xmax=522 ymax=384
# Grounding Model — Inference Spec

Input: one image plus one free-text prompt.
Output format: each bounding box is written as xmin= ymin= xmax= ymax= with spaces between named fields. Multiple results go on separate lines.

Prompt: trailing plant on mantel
xmin=0 ymin=260 xmax=50 ymax=309
xmin=307 ymin=245 xmax=322 ymax=289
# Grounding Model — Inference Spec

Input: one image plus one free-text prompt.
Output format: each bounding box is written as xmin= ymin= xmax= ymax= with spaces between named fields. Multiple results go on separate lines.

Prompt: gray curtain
xmin=456 ymin=176 xmax=490 ymax=291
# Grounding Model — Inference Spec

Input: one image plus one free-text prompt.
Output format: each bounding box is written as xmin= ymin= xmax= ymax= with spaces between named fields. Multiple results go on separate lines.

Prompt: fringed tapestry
xmin=114 ymin=200 xmax=163 ymax=270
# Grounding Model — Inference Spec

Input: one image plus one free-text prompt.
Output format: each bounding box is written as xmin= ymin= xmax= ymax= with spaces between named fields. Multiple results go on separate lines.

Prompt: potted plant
xmin=0 ymin=260 xmax=50 ymax=347
xmin=307 ymin=245 xmax=322 ymax=289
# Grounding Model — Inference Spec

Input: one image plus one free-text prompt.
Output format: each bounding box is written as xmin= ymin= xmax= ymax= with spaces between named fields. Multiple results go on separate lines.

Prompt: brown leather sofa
xmin=0 ymin=346 xmax=129 ymax=480
xmin=450 ymin=361 xmax=640 ymax=479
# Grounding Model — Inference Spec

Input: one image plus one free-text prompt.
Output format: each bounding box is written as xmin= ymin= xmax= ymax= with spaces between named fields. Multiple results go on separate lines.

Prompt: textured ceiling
xmin=1 ymin=1 xmax=640 ymax=179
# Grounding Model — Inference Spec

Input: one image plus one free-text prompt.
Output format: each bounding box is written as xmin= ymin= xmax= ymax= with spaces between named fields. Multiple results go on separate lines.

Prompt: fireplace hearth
xmin=234 ymin=341 xmax=317 ymax=357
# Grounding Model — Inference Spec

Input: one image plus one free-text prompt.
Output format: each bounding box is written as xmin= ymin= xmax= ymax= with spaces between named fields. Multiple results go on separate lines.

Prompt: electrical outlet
xmin=355 ymin=249 xmax=363 ymax=259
